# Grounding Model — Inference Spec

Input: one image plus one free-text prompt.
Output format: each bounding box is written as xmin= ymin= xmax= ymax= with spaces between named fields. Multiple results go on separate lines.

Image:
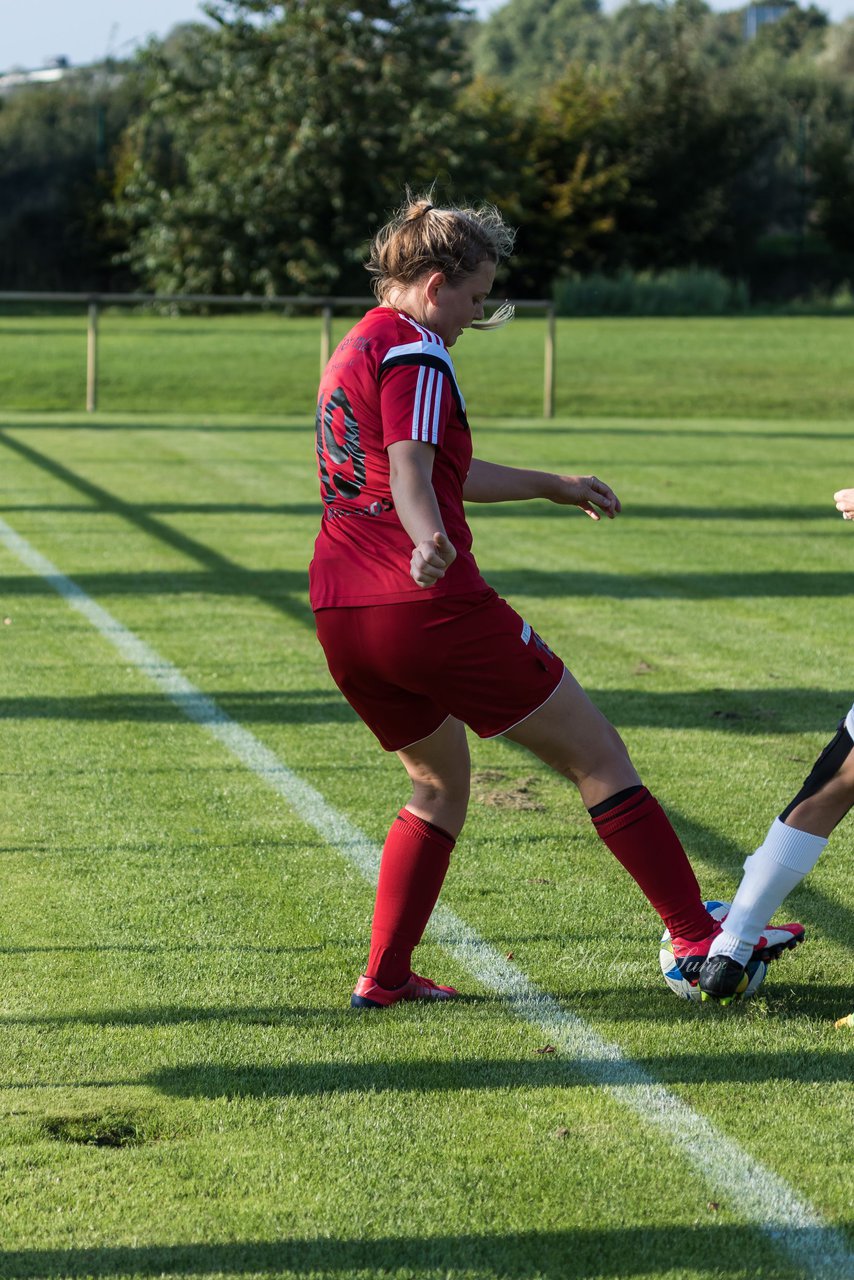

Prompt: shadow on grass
xmin=586 ymin=687 xmax=851 ymax=734
xmin=0 ymin=943 xmax=326 ymax=956
xmin=479 ymin=421 xmax=854 ymax=443
xmin=0 ymin=1003 xmax=345 ymax=1030
xmin=1 ymin=417 xmax=307 ymax=433
xmin=2 ymin=567 xmax=309 ymax=600
xmin=146 ymin=1039 xmax=854 ymax=1099
xmin=0 ymin=430 xmax=315 ymax=631
xmin=468 ymin=502 xmax=838 ymax=522
xmin=485 ymin=568 xmax=854 ymax=601
xmin=0 ymin=1226 xmax=830 ymax=1279
xmin=6 ymin=564 xmax=849 ymax=606
xmin=1 ymin=501 xmax=320 ymax=517
xmin=3 ymin=499 xmax=841 ymax=522
xmin=6 ymin=413 xmax=853 ymax=441
xmin=549 ymin=982 xmax=853 ymax=1025
xmin=0 ymin=688 xmax=848 ymax=734
xmin=0 ymin=979 xmax=843 ymax=1035
xmin=0 ymin=690 xmax=355 ymax=726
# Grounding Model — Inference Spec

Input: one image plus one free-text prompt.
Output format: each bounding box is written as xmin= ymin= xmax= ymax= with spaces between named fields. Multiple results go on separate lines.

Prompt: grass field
xmin=0 ymin=315 xmax=852 ymax=1280
xmin=3 ymin=309 xmax=854 ymax=419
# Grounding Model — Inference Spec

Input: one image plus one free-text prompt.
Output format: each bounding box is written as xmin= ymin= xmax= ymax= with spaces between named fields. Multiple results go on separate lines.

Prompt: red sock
xmin=589 ymin=788 xmax=713 ymax=941
xmin=366 ymin=808 xmax=455 ymax=989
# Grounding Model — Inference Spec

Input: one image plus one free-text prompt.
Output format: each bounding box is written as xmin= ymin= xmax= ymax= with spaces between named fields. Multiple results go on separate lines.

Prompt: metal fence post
xmin=320 ymin=305 xmax=333 ymax=375
xmin=86 ymin=300 xmax=99 ymax=412
xmin=544 ymin=305 xmax=556 ymax=419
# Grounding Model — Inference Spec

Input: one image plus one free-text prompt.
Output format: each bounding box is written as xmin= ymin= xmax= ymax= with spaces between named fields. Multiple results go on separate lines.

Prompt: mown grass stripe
xmin=1 ymin=510 xmax=851 ymax=1280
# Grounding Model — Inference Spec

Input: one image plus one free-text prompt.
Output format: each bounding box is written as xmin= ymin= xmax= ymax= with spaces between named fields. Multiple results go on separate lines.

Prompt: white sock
xmin=708 ymin=818 xmax=827 ymax=958
xmin=710 ymin=930 xmax=754 ymax=966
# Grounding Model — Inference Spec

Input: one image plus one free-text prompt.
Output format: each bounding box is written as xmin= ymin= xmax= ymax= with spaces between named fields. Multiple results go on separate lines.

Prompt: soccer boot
xmin=698 ymin=954 xmax=756 ymax=1004
xmin=670 ymin=920 xmax=805 ymax=989
xmin=698 ymin=922 xmax=805 ymax=1004
xmin=350 ymin=972 xmax=459 ymax=1009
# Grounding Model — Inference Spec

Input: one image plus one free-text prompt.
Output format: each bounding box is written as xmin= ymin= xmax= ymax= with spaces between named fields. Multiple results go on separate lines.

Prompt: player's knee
xmin=410 ymin=771 xmax=470 ymax=811
xmin=593 ymin=722 xmax=634 ymax=776
xmin=547 ymin=723 xmax=632 ymax=790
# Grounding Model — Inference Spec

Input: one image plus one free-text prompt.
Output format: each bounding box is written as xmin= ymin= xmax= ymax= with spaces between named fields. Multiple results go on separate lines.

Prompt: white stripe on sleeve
xmin=411 ymin=366 xmax=426 ymax=439
xmin=421 ymin=368 xmax=436 ymax=441
xmin=430 ymin=372 xmax=445 ymax=444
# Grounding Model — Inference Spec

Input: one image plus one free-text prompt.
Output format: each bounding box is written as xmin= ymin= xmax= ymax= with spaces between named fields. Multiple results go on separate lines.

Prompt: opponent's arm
xmin=387 ymin=439 xmax=457 ymax=587
xmin=464 ymin=457 xmax=621 ymax=521
xmin=834 ymin=488 xmax=854 ymax=521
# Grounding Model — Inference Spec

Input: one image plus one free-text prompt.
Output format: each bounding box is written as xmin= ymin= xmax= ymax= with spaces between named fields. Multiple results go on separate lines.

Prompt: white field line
xmin=1 ymin=512 xmax=852 ymax=1279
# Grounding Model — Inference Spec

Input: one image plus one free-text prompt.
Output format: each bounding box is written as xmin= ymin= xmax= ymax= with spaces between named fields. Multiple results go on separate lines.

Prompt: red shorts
xmin=314 ymin=587 xmax=565 ymax=751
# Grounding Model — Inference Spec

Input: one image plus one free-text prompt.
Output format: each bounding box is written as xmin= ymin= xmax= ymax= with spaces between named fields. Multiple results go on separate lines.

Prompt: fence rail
xmin=0 ymin=291 xmax=556 ymax=417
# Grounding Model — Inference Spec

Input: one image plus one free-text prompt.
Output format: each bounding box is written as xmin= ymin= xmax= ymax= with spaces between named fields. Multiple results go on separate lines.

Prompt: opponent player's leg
xmin=352 ymin=715 xmax=470 ymax=1009
xmin=779 ymin=715 xmax=854 ymax=836
xmin=699 ymin=709 xmax=854 ymax=1001
xmin=503 ymin=669 xmax=717 ymax=953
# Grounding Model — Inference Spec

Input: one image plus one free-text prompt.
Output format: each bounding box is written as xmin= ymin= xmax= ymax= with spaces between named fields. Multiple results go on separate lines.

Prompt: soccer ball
xmin=659 ymin=900 xmax=767 ymax=1003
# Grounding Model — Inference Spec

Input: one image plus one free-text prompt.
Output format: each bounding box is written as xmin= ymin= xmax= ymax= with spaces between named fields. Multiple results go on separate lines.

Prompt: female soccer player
xmin=309 ymin=195 xmax=801 ymax=1007
xmin=698 ymin=486 xmax=854 ymax=1002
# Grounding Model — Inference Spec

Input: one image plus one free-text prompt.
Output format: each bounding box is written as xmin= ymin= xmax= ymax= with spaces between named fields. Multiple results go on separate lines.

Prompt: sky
xmin=2 ymin=0 xmax=852 ymax=71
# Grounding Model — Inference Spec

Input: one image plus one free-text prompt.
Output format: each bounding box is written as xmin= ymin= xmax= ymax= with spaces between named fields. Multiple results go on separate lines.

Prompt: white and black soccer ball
xmin=659 ymin=900 xmax=767 ymax=1003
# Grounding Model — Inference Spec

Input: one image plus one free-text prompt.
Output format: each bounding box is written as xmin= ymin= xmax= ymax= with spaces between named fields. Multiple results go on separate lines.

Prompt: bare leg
xmin=783 ymin=749 xmax=854 ymax=836
xmin=396 ymin=714 xmax=471 ymax=838
xmin=503 ymin=669 xmax=639 ymax=807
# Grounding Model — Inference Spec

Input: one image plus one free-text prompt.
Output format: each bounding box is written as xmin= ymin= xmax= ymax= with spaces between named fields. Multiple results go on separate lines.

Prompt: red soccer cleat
xmin=350 ymin=972 xmax=459 ymax=1009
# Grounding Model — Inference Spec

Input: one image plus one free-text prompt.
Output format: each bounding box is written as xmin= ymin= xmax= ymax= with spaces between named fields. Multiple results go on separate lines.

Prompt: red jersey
xmin=308 ymin=307 xmax=488 ymax=608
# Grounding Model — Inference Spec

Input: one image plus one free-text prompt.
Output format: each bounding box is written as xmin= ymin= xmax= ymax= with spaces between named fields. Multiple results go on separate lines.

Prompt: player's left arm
xmin=464 ymin=458 xmax=621 ymax=521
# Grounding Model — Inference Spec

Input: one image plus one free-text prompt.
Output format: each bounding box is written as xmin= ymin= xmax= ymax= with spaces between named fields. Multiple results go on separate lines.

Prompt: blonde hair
xmin=367 ymin=195 xmax=516 ymax=329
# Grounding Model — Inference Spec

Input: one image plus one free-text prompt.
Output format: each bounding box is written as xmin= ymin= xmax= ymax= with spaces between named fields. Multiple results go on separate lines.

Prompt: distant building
xmin=743 ymin=4 xmax=790 ymax=39
xmin=0 ymin=57 xmax=74 ymax=95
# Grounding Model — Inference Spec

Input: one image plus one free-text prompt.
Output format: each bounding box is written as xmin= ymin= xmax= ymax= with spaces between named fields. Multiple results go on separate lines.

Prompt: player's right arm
xmin=387 ymin=439 xmax=456 ymax=587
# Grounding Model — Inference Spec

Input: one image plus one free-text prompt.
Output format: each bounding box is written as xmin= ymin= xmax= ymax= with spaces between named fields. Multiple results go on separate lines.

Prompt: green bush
xmin=553 ymin=268 xmax=750 ymax=316
xmin=773 ymin=280 xmax=854 ymax=315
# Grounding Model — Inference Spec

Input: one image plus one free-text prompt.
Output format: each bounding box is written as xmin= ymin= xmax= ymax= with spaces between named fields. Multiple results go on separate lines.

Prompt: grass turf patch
xmin=0 ymin=389 xmax=852 ymax=1278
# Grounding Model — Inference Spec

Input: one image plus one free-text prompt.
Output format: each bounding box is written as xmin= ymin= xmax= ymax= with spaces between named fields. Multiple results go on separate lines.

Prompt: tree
xmin=471 ymin=0 xmax=607 ymax=93
xmin=438 ymin=70 xmax=630 ymax=295
xmin=113 ymin=0 xmax=473 ymax=296
xmin=812 ymin=124 xmax=854 ymax=255
xmin=0 ymin=66 xmax=143 ymax=290
xmin=810 ymin=19 xmax=854 ymax=256
xmin=469 ymin=0 xmax=847 ymax=295
xmin=596 ymin=5 xmax=779 ymax=275
xmin=750 ymin=1 xmax=828 ymax=58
